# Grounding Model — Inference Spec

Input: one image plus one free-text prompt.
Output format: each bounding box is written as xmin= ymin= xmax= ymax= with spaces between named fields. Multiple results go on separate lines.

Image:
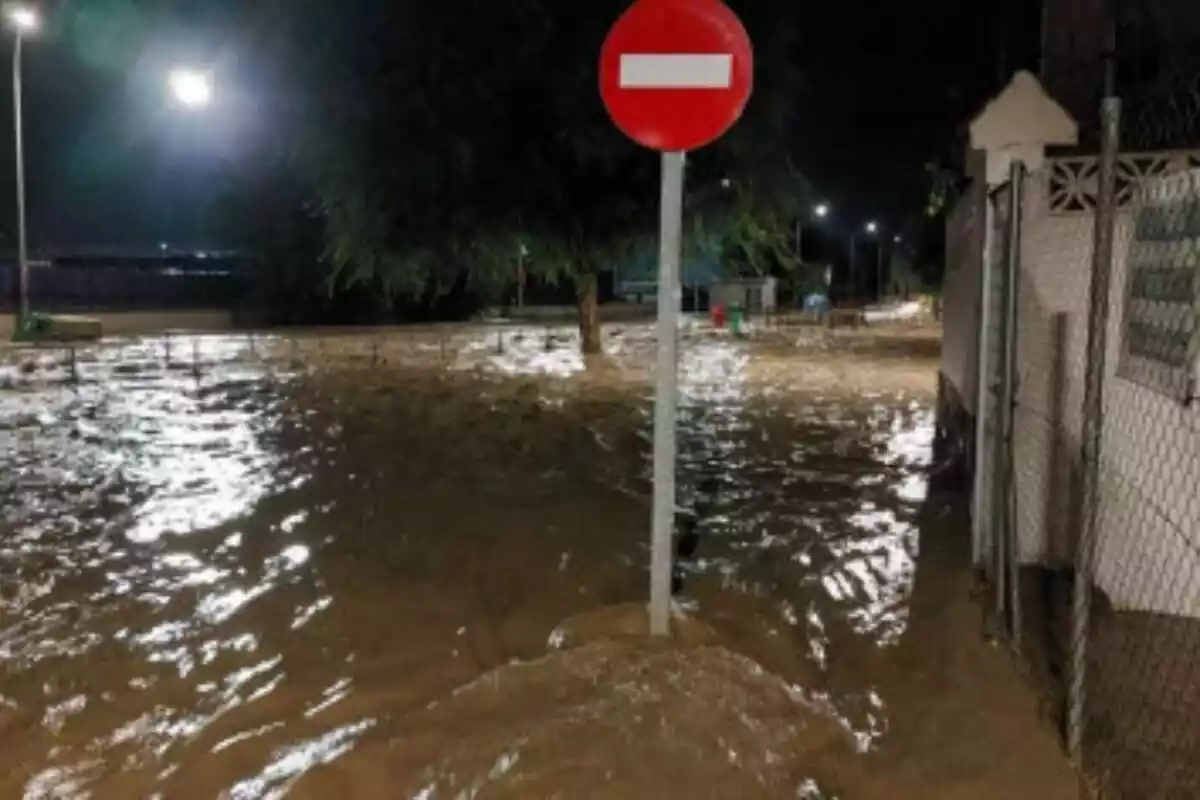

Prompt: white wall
xmin=1012 ymin=166 xmax=1200 ymax=616
xmin=1094 ymin=211 xmax=1200 ymax=616
xmin=939 ymin=183 xmax=986 ymax=413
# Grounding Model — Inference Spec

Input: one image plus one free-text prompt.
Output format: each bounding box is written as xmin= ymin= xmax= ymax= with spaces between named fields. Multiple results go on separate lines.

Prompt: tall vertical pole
xmin=876 ymin=241 xmax=884 ymax=301
xmin=848 ymin=233 xmax=857 ymax=302
xmin=795 ymin=222 xmax=804 ymax=308
xmin=650 ymin=150 xmax=684 ymax=637
xmin=13 ymin=33 xmax=29 ymax=321
xmin=1001 ymin=159 xmax=1024 ymax=650
xmin=516 ymin=250 xmax=525 ymax=309
xmin=972 ymin=185 xmax=996 ymax=570
xmin=1069 ymin=94 xmax=1121 ymax=761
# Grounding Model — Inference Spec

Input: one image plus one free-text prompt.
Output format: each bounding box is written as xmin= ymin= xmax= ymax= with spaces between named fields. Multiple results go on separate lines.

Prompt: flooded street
xmin=0 ymin=324 xmax=1079 ymax=798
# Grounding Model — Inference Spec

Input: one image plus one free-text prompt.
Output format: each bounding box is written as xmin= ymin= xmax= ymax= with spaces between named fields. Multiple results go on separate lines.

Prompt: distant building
xmin=710 ymin=276 xmax=778 ymax=314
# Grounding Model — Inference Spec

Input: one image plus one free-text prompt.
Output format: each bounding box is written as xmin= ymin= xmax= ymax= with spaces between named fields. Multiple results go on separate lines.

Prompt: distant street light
xmin=893 ymin=235 xmax=902 ymax=243
xmin=859 ymin=222 xmax=887 ymax=301
xmin=848 ymin=219 xmax=880 ymax=302
xmin=795 ymin=201 xmax=832 ymax=270
xmin=169 ymin=68 xmax=213 ymax=109
xmin=6 ymin=3 xmax=39 ymax=324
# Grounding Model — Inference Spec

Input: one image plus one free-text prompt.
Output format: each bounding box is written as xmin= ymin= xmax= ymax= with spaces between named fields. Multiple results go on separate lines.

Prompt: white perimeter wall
xmin=939 ymin=183 xmax=986 ymax=413
xmin=1013 ymin=168 xmax=1200 ymax=616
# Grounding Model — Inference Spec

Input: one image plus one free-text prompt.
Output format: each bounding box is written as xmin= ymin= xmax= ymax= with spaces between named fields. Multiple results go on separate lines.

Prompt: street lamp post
xmin=794 ymin=201 xmax=829 ymax=261
xmin=516 ymin=242 xmax=528 ymax=309
xmin=880 ymin=234 xmax=901 ymax=301
xmin=794 ymin=202 xmax=829 ymax=306
xmin=849 ymin=220 xmax=878 ymax=304
xmin=6 ymin=4 xmax=37 ymax=324
xmin=877 ymin=241 xmax=886 ymax=301
xmin=165 ymin=67 xmax=213 ymax=252
xmin=848 ymin=233 xmax=856 ymax=301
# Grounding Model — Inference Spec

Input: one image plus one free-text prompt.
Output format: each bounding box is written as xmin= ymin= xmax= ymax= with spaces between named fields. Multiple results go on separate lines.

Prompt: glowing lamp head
xmin=6 ymin=5 xmax=39 ymax=33
xmin=169 ymin=69 xmax=213 ymax=109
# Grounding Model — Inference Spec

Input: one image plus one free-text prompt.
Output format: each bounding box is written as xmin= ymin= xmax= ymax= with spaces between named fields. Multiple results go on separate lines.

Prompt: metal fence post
xmin=649 ymin=150 xmax=685 ymax=637
xmin=972 ymin=184 xmax=996 ymax=571
xmin=991 ymin=189 xmax=1008 ymax=628
xmin=1001 ymin=160 xmax=1024 ymax=651
xmin=1069 ymin=95 xmax=1121 ymax=761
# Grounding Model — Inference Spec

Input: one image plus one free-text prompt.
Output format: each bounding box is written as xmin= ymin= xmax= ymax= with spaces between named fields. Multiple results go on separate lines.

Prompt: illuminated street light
xmin=849 ymin=220 xmax=880 ymax=301
xmin=893 ymin=235 xmax=902 ymax=243
xmin=795 ymin=202 xmax=832 ymax=264
xmin=6 ymin=3 xmax=39 ymax=325
xmin=4 ymin=5 xmax=38 ymax=32
xmin=169 ymin=68 xmax=213 ymax=109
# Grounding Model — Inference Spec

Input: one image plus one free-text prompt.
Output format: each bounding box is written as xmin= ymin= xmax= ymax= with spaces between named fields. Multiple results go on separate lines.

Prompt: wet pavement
xmin=0 ymin=325 xmax=1080 ymax=798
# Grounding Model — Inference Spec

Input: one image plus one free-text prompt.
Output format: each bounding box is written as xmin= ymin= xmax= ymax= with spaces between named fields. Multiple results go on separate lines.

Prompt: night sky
xmin=0 ymin=0 xmax=1043 ymax=253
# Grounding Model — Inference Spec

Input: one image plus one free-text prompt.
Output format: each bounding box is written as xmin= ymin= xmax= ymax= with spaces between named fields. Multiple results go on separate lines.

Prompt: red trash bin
xmin=711 ymin=303 xmax=727 ymax=329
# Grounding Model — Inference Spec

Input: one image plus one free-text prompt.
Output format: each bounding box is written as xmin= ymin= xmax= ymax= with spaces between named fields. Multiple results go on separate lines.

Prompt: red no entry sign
xmin=600 ymin=0 xmax=754 ymax=637
xmin=599 ymin=0 xmax=754 ymax=152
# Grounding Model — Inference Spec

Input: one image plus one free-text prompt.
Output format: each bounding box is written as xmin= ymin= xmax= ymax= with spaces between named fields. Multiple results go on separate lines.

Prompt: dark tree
xmin=239 ymin=0 xmax=805 ymax=349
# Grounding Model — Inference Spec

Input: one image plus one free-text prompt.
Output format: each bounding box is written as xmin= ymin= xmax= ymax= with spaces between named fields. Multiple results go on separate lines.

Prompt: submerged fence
xmin=0 ymin=323 xmax=678 ymax=392
xmin=940 ymin=105 xmax=1200 ymax=796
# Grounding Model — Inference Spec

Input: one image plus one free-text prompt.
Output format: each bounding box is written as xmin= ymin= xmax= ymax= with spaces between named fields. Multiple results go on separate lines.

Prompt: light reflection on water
xmin=665 ymin=333 xmax=934 ymax=751
xmin=0 ymin=335 xmax=354 ymax=798
xmin=0 ymin=327 xmax=936 ymax=795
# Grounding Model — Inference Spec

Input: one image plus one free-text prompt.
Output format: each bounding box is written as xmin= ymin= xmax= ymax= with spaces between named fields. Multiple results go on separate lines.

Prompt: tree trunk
xmin=576 ymin=273 xmax=602 ymax=355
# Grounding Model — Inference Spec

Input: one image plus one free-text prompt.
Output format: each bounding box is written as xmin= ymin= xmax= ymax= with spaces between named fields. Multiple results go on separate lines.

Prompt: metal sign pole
xmin=13 ymin=34 xmax=29 ymax=322
xmin=649 ymin=150 xmax=685 ymax=637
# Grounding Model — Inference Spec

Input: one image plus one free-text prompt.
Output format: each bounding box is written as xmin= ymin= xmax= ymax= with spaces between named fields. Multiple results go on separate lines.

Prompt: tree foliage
xmin=237 ymin=0 xmax=806 ymax=327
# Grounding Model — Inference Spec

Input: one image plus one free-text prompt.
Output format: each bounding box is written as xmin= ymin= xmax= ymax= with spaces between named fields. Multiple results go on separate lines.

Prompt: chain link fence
xmin=939 ymin=62 xmax=1200 ymax=799
xmin=1072 ymin=142 xmax=1200 ymax=800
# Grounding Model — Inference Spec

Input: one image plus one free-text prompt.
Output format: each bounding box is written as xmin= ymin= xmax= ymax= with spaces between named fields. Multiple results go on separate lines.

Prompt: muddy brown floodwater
xmin=0 ymin=324 xmax=1082 ymax=798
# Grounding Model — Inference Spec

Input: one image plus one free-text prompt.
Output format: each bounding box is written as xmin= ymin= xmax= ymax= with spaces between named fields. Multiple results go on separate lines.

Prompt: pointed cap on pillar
xmin=968 ymin=70 xmax=1078 ymax=185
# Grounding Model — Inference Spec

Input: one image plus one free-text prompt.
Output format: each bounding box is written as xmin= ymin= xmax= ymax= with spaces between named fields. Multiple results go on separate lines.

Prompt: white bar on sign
xmin=619 ymin=54 xmax=732 ymax=89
